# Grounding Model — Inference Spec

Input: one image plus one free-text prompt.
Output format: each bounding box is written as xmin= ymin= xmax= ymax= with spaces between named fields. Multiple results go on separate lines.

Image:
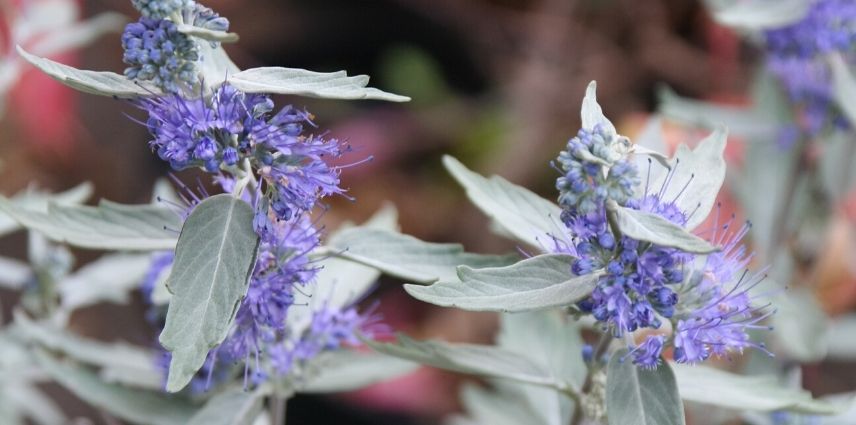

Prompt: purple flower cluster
xmin=121 ymin=17 xmax=199 ymax=93
xmin=554 ymin=130 xmax=772 ymax=368
xmin=137 ymin=84 xmax=346 ymax=221
xmin=131 ymin=0 xmax=194 ymax=19
xmin=555 ymin=125 xmax=639 ymax=215
xmin=763 ymin=0 xmax=856 ymax=136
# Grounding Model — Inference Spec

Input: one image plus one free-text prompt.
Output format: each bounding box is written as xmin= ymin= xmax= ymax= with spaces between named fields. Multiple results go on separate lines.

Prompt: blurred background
xmin=1 ymin=0 xmax=854 ymax=424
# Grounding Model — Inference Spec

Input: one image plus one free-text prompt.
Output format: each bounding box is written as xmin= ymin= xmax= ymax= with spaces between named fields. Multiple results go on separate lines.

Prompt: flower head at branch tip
xmin=131 ymin=0 xmax=195 ymax=19
xmin=121 ymin=17 xmax=199 ymax=93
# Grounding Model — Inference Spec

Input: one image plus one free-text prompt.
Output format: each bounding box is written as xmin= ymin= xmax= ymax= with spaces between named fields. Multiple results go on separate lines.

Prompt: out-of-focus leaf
xmin=300 ymin=350 xmax=418 ymax=393
xmin=29 ymin=12 xmax=125 ymax=57
xmin=17 ymin=46 xmax=158 ymax=97
xmin=819 ymin=131 xmax=856 ymax=203
xmin=14 ymin=311 xmax=162 ymax=389
xmin=58 ymin=253 xmax=152 ymax=312
xmin=227 ymin=67 xmax=409 ymax=102
xmin=0 ymin=198 xmax=181 ymax=250
xmin=160 ymin=195 xmax=259 ymax=392
xmin=187 ymin=388 xmax=264 ymax=425
xmin=365 ymin=334 xmax=568 ymax=391
xmin=607 ymin=352 xmax=685 ymax=425
xmin=829 ymin=54 xmax=856 ymax=127
xmin=607 ymin=202 xmax=717 ymax=253
xmin=705 ymin=0 xmax=810 ymax=30
xmin=444 ymin=155 xmax=563 ymax=251
xmin=0 ymin=182 xmax=93 ymax=237
xmin=328 ymin=227 xmax=517 ymax=284
xmin=36 ymin=351 xmax=196 ymax=425
xmin=449 ymin=384 xmax=542 ymax=425
xmin=404 ymin=254 xmax=599 ymax=312
xmin=658 ymin=86 xmax=777 ymax=140
xmin=827 ymin=315 xmax=856 ymax=360
xmin=772 ymin=289 xmax=829 ymax=362
xmin=672 ymin=363 xmax=842 ymax=414
xmin=0 ymin=256 xmax=31 ymax=290
xmin=1 ymin=383 xmax=65 ymax=425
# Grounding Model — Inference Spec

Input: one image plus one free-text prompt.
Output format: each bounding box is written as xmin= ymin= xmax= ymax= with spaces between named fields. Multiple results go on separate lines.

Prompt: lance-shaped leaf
xmin=17 ymin=45 xmax=157 ymax=98
xmin=14 ymin=311 xmax=162 ymax=390
xmin=657 ymin=86 xmax=776 ymax=140
xmin=707 ymin=0 xmax=810 ymax=30
xmin=607 ymin=201 xmax=717 ymax=254
xmin=365 ymin=334 xmax=567 ymax=391
xmin=0 ymin=182 xmax=93 ymax=238
xmin=672 ymin=363 xmax=842 ymax=414
xmin=159 ymin=194 xmax=259 ymax=393
xmin=177 ymin=24 xmax=239 ymax=43
xmin=581 ymin=81 xmax=616 ymax=134
xmin=58 ymin=253 xmax=152 ymax=312
xmin=36 ymin=351 xmax=196 ymax=425
xmin=644 ymin=125 xmax=728 ymax=230
xmin=405 ymin=254 xmax=600 ymax=312
xmin=227 ymin=67 xmax=409 ymax=102
xmin=327 ymin=227 xmax=517 ymax=284
xmin=830 ymin=54 xmax=856 ymax=128
xmin=443 ymin=155 xmax=563 ymax=250
xmin=606 ymin=351 xmax=685 ymax=425
xmin=187 ymin=388 xmax=265 ymax=425
xmin=300 ymin=350 xmax=418 ymax=393
xmin=0 ymin=198 xmax=181 ymax=250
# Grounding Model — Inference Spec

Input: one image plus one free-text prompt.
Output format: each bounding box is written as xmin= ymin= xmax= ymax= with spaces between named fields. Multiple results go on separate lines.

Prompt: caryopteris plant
xmin=1 ymin=1 xmax=854 ymax=425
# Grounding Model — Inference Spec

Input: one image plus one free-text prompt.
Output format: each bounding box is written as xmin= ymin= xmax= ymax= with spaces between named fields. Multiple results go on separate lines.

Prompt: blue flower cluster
xmin=763 ymin=0 xmax=856 ymax=136
xmin=554 ymin=127 xmax=771 ymax=368
xmin=121 ymin=17 xmax=199 ymax=93
xmin=132 ymin=0 xmax=193 ymax=19
xmin=125 ymin=0 xmax=382 ymax=391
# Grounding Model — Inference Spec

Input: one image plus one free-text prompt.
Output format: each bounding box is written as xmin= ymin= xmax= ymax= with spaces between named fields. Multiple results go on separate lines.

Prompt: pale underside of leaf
xmin=227 ymin=66 xmax=410 ymax=102
xmin=328 ymin=227 xmax=518 ymax=284
xmin=187 ymin=387 xmax=264 ymax=425
xmin=404 ymin=254 xmax=601 ymax=312
xmin=0 ymin=197 xmax=182 ymax=251
xmin=581 ymin=80 xmax=616 ymax=134
xmin=443 ymin=155 xmax=564 ymax=251
xmin=17 ymin=45 xmax=158 ymax=98
xmin=0 ymin=182 xmax=93 ymax=238
xmin=707 ymin=0 xmax=811 ymax=30
xmin=159 ymin=194 xmax=260 ymax=392
xmin=608 ymin=201 xmax=718 ymax=254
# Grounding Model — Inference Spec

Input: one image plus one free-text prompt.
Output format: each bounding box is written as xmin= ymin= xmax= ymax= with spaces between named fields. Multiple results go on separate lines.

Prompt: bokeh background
xmin=2 ymin=0 xmax=855 ymax=424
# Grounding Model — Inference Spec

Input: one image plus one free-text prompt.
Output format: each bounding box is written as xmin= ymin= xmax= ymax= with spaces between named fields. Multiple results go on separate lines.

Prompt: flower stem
xmin=271 ymin=394 xmax=287 ymax=425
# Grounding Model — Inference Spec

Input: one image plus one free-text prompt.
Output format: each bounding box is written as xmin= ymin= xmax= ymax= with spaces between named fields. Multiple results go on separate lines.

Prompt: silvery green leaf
xmin=1 ymin=383 xmax=65 ymax=425
xmin=227 ymin=67 xmax=410 ymax=102
xmin=607 ymin=351 xmax=685 ymax=425
xmin=197 ymin=41 xmax=241 ymax=91
xmin=451 ymin=384 xmax=543 ymax=425
xmin=0 ymin=182 xmax=93 ymax=238
xmin=187 ymin=388 xmax=265 ymax=425
xmin=443 ymin=155 xmax=563 ymax=250
xmin=581 ymin=81 xmax=616 ymax=134
xmin=0 ymin=256 xmax=31 ymax=290
xmin=177 ymin=23 xmax=239 ymax=43
xmin=328 ymin=227 xmax=517 ymax=284
xmin=300 ymin=350 xmax=418 ymax=393
xmin=497 ymin=312 xmax=583 ymax=425
xmin=608 ymin=201 xmax=717 ymax=253
xmin=829 ymin=54 xmax=856 ymax=128
xmin=29 ymin=12 xmax=125 ymax=58
xmin=819 ymin=131 xmax=856 ymax=203
xmin=290 ymin=204 xmax=399 ymax=333
xmin=645 ymin=125 xmax=728 ymax=231
xmin=0 ymin=198 xmax=181 ymax=250
xmin=13 ymin=311 xmax=162 ymax=389
xmin=705 ymin=0 xmax=810 ymax=30
xmin=17 ymin=45 xmax=159 ymax=98
xmin=160 ymin=194 xmax=260 ymax=393
xmin=36 ymin=351 xmax=196 ymax=425
xmin=58 ymin=253 xmax=152 ymax=312
xmin=365 ymin=334 xmax=566 ymax=390
xmin=672 ymin=363 xmax=842 ymax=414
xmin=404 ymin=254 xmax=599 ymax=312
xmin=826 ymin=315 xmax=856 ymax=360
xmin=772 ymin=289 xmax=829 ymax=362
xmin=658 ymin=86 xmax=777 ymax=140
